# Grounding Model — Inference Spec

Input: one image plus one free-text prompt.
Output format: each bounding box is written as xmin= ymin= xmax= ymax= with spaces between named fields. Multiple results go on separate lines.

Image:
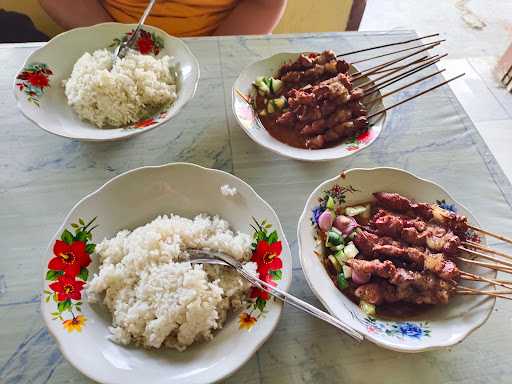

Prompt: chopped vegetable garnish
xmin=326 ymin=196 xmax=335 ymax=211
xmin=334 ymin=249 xmax=348 ymax=265
xmin=345 ymin=205 xmax=368 ymax=217
xmin=359 ymin=301 xmax=376 ymax=316
xmin=328 ymin=255 xmax=342 ymax=273
xmin=326 ymin=229 xmax=343 ymax=247
xmin=337 ymin=272 xmax=349 ymax=290
xmin=344 ymin=242 xmax=359 ymax=259
xmin=342 ymin=265 xmax=352 ymax=279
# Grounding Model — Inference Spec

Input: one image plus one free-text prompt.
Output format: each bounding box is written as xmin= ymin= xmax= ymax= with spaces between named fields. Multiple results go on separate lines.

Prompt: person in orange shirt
xmin=39 ymin=0 xmax=287 ymax=36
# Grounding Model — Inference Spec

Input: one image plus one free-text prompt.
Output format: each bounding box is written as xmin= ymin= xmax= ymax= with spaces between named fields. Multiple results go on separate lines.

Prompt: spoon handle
xmin=236 ymin=267 xmax=364 ymax=341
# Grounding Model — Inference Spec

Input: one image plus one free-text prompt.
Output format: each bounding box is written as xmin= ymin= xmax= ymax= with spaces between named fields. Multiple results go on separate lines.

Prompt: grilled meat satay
xmin=352 ymin=231 xmax=460 ymax=281
xmin=370 ymin=210 xmax=462 ymax=255
xmin=354 ymin=269 xmax=457 ymax=305
xmin=372 ymin=192 xmax=468 ymax=235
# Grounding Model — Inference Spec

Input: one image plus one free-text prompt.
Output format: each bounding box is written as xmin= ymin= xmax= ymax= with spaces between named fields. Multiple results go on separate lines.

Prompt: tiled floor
xmin=360 ymin=0 xmax=512 ymax=182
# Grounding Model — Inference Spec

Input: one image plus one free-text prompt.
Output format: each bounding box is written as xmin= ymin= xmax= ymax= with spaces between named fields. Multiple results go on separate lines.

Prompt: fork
xmin=187 ymin=248 xmax=364 ymax=341
xmin=112 ymin=0 xmax=158 ymax=64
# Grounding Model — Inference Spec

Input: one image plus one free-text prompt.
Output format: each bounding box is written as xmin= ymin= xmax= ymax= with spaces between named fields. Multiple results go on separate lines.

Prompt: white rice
xmin=86 ymin=214 xmax=256 ymax=351
xmin=220 ymin=184 xmax=237 ymax=197
xmin=63 ymin=48 xmax=177 ymax=128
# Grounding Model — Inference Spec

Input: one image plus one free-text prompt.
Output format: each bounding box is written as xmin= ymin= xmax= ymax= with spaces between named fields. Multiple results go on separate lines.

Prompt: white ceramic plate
xmin=41 ymin=163 xmax=291 ymax=383
xmin=298 ymin=167 xmax=495 ymax=352
xmin=14 ymin=23 xmax=199 ymax=141
xmin=232 ymin=52 xmax=386 ymax=161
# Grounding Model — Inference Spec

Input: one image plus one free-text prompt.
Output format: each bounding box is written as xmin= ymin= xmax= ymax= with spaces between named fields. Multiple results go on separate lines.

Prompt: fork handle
xmin=237 ymin=268 xmax=363 ymax=341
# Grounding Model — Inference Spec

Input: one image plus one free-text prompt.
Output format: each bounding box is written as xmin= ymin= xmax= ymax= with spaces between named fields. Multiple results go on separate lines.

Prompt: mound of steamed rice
xmin=63 ymin=48 xmax=177 ymax=128
xmin=86 ymin=214 xmax=256 ymax=351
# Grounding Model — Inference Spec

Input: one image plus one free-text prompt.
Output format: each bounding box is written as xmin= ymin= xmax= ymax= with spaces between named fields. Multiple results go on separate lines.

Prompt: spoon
xmin=112 ymin=0 xmax=158 ymax=65
xmin=186 ymin=248 xmax=364 ymax=342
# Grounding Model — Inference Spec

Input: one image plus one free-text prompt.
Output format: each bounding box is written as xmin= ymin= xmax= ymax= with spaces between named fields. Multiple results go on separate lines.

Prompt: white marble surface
xmin=2 ymin=32 xmax=512 ymax=384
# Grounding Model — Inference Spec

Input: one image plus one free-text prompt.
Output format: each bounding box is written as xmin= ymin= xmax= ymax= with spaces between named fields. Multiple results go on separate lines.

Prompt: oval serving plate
xmin=41 ymin=163 xmax=291 ymax=384
xmin=232 ymin=52 xmax=386 ymax=161
xmin=298 ymin=167 xmax=495 ymax=352
xmin=14 ymin=23 xmax=200 ymax=141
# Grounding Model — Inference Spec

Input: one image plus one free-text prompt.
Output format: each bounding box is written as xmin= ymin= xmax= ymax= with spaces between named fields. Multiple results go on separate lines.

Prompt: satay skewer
xmin=365 ymin=69 xmax=446 ymax=104
xmin=467 ymin=224 xmax=512 ymax=246
xmin=351 ymin=42 xmax=442 ymax=80
xmin=351 ymin=39 xmax=445 ymax=65
xmin=460 ymin=271 xmax=512 ymax=290
xmin=371 ymin=56 xmax=434 ymax=74
xmin=367 ymin=73 xmax=465 ymax=119
xmin=463 ymin=240 xmax=512 ymax=262
xmin=459 ymin=247 xmax=512 ymax=269
xmin=360 ymin=54 xmax=443 ymax=93
xmin=356 ymin=54 xmax=441 ymax=90
xmin=456 ymin=286 xmax=512 ymax=300
xmin=458 ymin=256 xmax=512 ymax=274
xmin=336 ymin=33 xmax=440 ymax=57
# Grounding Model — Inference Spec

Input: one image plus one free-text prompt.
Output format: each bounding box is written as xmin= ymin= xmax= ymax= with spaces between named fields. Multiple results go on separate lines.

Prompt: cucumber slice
xmin=326 ymin=196 xmax=335 ymax=211
xmin=328 ymin=255 xmax=341 ymax=273
xmin=344 ymin=242 xmax=359 ymax=259
xmin=345 ymin=205 xmax=368 ymax=217
xmin=271 ymin=78 xmax=283 ymax=93
xmin=337 ymin=273 xmax=349 ymax=290
xmin=360 ymin=301 xmax=376 ymax=316
xmin=342 ymin=265 xmax=352 ymax=279
xmin=325 ymin=230 xmax=343 ymax=247
xmin=334 ymin=249 xmax=348 ymax=265
xmin=273 ymin=97 xmax=286 ymax=110
xmin=266 ymin=101 xmax=275 ymax=114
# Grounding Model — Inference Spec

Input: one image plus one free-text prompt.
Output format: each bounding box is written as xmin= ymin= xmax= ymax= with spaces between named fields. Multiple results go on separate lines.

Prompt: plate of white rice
xmin=41 ymin=163 xmax=292 ymax=384
xmin=14 ymin=23 xmax=199 ymax=141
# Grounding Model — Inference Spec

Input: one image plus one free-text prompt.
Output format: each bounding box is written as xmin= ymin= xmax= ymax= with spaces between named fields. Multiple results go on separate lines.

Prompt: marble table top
xmin=1 ymin=31 xmax=512 ymax=384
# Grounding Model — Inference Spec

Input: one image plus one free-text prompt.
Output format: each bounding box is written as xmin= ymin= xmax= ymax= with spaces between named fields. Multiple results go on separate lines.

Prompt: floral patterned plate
xmin=298 ymin=167 xmax=496 ymax=352
xmin=232 ymin=52 xmax=386 ymax=161
xmin=14 ymin=23 xmax=199 ymax=141
xmin=41 ymin=163 xmax=291 ymax=383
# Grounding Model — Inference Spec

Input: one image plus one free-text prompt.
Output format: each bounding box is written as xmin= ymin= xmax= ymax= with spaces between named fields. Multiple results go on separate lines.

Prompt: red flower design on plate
xmin=356 ymin=129 xmax=372 ymax=144
xmin=49 ymin=275 xmax=86 ymax=301
xmin=137 ymin=36 xmax=154 ymax=55
xmin=133 ymin=117 xmax=156 ymax=128
xmin=250 ymin=272 xmax=277 ymax=301
xmin=252 ymin=240 xmax=282 ymax=276
xmin=27 ymin=72 xmax=49 ymax=88
xmin=48 ymin=240 xmax=91 ymax=277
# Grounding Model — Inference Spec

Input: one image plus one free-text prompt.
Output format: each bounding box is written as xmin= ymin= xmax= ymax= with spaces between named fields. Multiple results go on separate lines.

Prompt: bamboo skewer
xmin=361 ymin=58 xmax=444 ymax=101
xmin=460 ymin=271 xmax=512 ymax=290
xmin=357 ymin=54 xmax=438 ymax=89
xmin=457 ymin=256 xmax=512 ymax=274
xmin=459 ymin=247 xmax=512 ymax=269
xmin=336 ymin=33 xmax=440 ymax=57
xmin=456 ymin=286 xmax=512 ymax=300
xmin=351 ymin=42 xmax=442 ymax=80
xmin=361 ymin=54 xmax=442 ymax=92
xmin=467 ymin=224 xmax=512 ymax=246
xmin=367 ymin=73 xmax=465 ymax=119
xmin=371 ymin=56 xmax=433 ymax=74
xmin=351 ymin=39 xmax=446 ymax=65
xmin=366 ymin=69 xmax=446 ymax=102
xmin=464 ymin=240 xmax=512 ymax=262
